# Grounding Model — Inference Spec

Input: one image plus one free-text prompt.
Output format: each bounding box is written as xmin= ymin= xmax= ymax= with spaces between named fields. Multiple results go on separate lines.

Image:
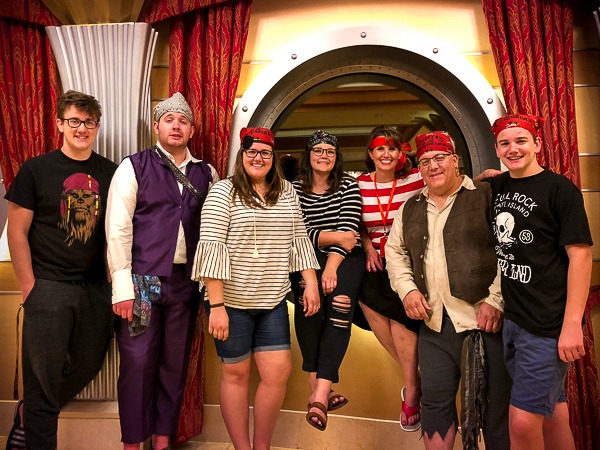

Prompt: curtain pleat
xmin=566 ymin=286 xmax=600 ymax=450
xmin=0 ymin=1 xmax=61 ymax=189
xmin=138 ymin=0 xmax=230 ymax=24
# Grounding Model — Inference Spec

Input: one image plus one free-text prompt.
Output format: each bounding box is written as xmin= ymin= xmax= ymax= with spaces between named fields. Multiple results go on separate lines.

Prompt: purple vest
xmin=129 ymin=148 xmax=211 ymax=277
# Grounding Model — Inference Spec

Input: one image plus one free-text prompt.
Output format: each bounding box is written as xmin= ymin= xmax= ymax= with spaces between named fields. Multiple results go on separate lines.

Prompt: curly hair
xmin=57 ymin=90 xmax=102 ymax=120
xmin=364 ymin=126 xmax=412 ymax=177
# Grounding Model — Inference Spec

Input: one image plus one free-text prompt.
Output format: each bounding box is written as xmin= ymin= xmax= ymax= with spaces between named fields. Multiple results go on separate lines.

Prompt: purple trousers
xmin=116 ymin=265 xmax=199 ymax=444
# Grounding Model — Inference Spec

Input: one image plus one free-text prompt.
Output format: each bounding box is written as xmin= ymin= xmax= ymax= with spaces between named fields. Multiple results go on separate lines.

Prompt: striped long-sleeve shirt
xmin=357 ymin=169 xmax=425 ymax=253
xmin=292 ymin=176 xmax=362 ymax=258
xmin=192 ymin=178 xmax=320 ymax=309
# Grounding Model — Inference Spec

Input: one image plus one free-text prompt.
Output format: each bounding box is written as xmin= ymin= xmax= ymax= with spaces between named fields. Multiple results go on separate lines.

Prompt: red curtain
xmin=567 ymin=287 xmax=600 ymax=450
xmin=139 ymin=0 xmax=252 ymax=442
xmin=482 ymin=0 xmax=580 ymax=186
xmin=0 ymin=1 xmax=61 ymax=190
xmin=483 ymin=2 xmax=600 ymax=448
xmin=139 ymin=0 xmax=230 ymax=24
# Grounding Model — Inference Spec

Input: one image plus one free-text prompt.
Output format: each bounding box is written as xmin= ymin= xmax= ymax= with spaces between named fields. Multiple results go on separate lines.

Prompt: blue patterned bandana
xmin=129 ymin=274 xmax=161 ymax=336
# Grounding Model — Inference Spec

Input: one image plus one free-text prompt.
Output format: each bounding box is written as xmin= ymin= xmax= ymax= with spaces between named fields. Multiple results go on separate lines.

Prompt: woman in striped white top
xmin=192 ymin=127 xmax=320 ymax=450
xmin=357 ymin=126 xmax=425 ymax=432
xmin=292 ymin=131 xmax=365 ymax=431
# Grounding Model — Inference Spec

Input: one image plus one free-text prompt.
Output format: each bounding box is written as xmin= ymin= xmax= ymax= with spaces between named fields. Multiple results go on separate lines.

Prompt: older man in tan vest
xmin=385 ymin=131 xmax=510 ymax=450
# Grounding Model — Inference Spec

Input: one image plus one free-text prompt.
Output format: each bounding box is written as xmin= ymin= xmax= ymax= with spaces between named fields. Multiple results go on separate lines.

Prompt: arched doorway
xmin=229 ymin=26 xmax=505 ymax=175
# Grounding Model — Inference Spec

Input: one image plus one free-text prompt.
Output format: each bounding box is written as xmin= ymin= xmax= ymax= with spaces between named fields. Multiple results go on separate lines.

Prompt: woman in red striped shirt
xmin=357 ymin=126 xmax=424 ymax=432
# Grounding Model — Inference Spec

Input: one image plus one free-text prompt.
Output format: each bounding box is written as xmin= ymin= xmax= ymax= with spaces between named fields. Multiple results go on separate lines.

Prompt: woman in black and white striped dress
xmin=292 ymin=130 xmax=365 ymax=431
xmin=192 ymin=127 xmax=320 ymax=450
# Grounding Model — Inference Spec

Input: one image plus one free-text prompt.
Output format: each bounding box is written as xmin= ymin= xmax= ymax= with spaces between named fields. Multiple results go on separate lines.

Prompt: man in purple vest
xmin=106 ymin=92 xmax=218 ymax=450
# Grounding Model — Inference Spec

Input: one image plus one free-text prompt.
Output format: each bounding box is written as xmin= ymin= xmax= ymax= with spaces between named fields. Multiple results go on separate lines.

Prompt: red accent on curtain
xmin=174 ymin=306 xmax=207 ymax=444
xmin=566 ymin=286 xmax=600 ymax=450
xmin=483 ymin=2 xmax=600 ymax=449
xmin=140 ymin=0 xmax=252 ymax=442
xmin=0 ymin=2 xmax=61 ymax=190
xmin=0 ymin=0 xmax=61 ymax=24
xmin=138 ymin=0 xmax=229 ymax=24
xmin=482 ymin=0 xmax=581 ymax=187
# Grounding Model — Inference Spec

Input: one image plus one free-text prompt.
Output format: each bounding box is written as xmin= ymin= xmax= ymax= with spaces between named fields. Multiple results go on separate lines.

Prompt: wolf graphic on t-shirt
xmin=58 ymin=173 xmax=102 ymax=246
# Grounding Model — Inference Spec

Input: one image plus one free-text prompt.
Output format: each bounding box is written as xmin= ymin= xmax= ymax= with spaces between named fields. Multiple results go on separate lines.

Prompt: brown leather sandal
xmin=327 ymin=391 xmax=349 ymax=411
xmin=306 ymin=401 xmax=328 ymax=431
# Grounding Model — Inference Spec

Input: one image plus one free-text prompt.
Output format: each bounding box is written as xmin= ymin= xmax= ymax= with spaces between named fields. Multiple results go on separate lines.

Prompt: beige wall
xmin=0 ymin=263 xmax=22 ymax=400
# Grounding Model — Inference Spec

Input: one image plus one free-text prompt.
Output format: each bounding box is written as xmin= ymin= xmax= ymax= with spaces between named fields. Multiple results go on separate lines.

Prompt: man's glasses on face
xmin=60 ymin=118 xmax=99 ymax=129
xmin=418 ymin=153 xmax=452 ymax=168
xmin=244 ymin=149 xmax=274 ymax=159
xmin=311 ymin=147 xmax=336 ymax=157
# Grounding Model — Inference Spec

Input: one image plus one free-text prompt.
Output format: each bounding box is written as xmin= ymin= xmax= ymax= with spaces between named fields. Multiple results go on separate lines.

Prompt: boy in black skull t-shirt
xmin=489 ymin=113 xmax=592 ymax=450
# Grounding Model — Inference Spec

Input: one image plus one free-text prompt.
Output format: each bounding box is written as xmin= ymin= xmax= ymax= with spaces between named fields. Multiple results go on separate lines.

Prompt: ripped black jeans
xmin=291 ymin=247 xmax=365 ymax=382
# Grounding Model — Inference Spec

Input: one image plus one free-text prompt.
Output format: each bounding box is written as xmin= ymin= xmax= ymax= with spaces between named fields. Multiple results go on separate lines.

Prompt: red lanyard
xmin=373 ymin=173 xmax=397 ymax=234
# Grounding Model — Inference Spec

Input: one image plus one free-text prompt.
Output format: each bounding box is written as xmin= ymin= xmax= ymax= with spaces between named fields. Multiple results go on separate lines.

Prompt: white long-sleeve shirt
xmin=106 ymin=143 xmax=219 ymax=304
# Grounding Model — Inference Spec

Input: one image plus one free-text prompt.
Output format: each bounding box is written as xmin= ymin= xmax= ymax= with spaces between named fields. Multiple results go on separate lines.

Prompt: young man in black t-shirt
xmin=490 ymin=113 xmax=592 ymax=450
xmin=4 ymin=91 xmax=117 ymax=450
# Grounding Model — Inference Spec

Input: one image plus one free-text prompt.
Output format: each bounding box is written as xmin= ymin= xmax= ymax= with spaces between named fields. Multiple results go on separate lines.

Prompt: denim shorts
xmin=205 ymin=299 xmax=291 ymax=364
xmin=503 ymin=318 xmax=569 ymax=417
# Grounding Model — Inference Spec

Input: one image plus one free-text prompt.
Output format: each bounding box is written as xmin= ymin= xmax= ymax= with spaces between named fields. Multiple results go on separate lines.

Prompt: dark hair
xmin=57 ymin=90 xmax=102 ymax=120
xmin=298 ymin=140 xmax=344 ymax=196
xmin=231 ymin=146 xmax=284 ymax=208
xmin=280 ymin=155 xmax=299 ymax=182
xmin=364 ymin=126 xmax=412 ymax=177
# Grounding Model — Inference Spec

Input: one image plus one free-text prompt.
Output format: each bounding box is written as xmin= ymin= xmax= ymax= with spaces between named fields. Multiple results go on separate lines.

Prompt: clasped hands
xmin=403 ymin=290 xmax=503 ymax=333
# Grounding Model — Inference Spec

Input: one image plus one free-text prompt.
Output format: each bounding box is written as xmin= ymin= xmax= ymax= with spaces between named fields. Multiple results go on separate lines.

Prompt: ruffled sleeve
xmin=290 ymin=235 xmax=320 ymax=272
xmin=191 ymin=179 xmax=233 ymax=285
xmin=191 ymin=241 xmax=231 ymax=285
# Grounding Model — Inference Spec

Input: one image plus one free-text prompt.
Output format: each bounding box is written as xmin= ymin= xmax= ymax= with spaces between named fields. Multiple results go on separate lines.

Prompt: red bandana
xmin=491 ymin=114 xmax=544 ymax=138
xmin=369 ymin=136 xmax=407 ymax=168
xmin=240 ymin=127 xmax=275 ymax=148
xmin=415 ymin=131 xmax=455 ymax=159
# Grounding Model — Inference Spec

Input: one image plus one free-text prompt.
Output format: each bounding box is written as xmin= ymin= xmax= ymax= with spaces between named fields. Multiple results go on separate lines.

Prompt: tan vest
xmin=402 ymin=181 xmax=497 ymax=304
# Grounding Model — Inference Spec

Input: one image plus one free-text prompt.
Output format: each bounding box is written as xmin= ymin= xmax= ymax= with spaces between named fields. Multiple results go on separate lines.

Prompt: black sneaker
xmin=6 ymin=400 xmax=25 ymax=450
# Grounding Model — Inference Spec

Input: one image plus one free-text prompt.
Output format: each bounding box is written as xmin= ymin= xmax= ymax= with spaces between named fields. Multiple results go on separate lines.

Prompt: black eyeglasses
xmin=311 ymin=147 xmax=336 ymax=157
xmin=244 ymin=149 xmax=273 ymax=159
xmin=60 ymin=117 xmax=99 ymax=129
xmin=418 ymin=153 xmax=452 ymax=168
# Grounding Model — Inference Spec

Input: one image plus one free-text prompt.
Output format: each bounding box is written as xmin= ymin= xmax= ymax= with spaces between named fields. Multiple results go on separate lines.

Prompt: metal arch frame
xmin=228 ymin=25 xmax=506 ymax=175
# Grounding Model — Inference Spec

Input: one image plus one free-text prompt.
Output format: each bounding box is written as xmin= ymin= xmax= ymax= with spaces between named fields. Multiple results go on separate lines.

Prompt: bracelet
xmin=210 ymin=302 xmax=225 ymax=308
